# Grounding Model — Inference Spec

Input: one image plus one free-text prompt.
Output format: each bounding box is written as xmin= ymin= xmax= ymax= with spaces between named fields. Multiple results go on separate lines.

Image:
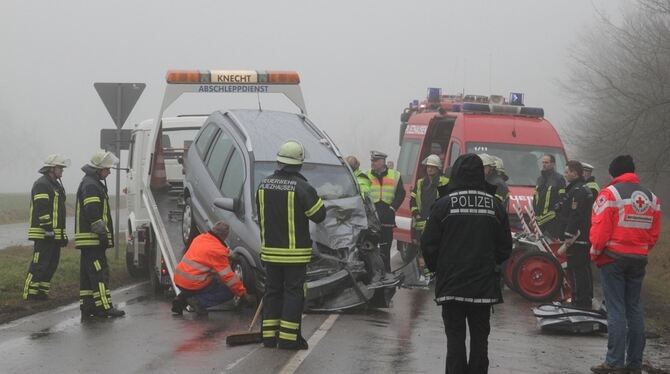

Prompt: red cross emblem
xmin=636 ymin=196 xmax=646 ymax=208
xmin=631 ymin=191 xmax=650 ymax=214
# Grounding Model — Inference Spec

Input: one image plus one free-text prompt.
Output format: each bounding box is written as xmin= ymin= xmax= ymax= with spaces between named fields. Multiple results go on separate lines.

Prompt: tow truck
xmin=125 ymin=69 xmax=395 ymax=311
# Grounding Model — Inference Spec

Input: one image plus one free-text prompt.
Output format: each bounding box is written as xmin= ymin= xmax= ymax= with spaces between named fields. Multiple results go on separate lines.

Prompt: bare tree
xmin=562 ymin=0 xmax=670 ymax=203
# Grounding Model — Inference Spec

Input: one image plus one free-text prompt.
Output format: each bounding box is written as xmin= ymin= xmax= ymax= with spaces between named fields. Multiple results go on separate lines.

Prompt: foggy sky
xmin=0 ymin=0 xmax=625 ymax=194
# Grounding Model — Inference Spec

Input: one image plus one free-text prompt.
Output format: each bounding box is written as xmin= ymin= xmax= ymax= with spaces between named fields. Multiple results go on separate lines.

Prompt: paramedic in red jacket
xmin=171 ymin=221 xmax=251 ymax=315
xmin=589 ymin=155 xmax=661 ymax=374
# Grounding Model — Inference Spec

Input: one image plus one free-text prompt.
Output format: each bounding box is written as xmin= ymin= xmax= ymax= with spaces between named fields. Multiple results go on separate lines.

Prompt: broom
xmin=225 ymin=297 xmax=264 ymax=346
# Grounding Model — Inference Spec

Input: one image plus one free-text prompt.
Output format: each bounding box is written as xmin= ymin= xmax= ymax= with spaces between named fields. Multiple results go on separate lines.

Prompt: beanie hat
xmin=608 ymin=155 xmax=635 ymax=178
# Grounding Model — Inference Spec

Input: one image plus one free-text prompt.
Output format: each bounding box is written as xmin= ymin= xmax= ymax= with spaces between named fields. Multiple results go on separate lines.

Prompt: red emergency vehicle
xmin=394 ymin=92 xmax=568 ymax=249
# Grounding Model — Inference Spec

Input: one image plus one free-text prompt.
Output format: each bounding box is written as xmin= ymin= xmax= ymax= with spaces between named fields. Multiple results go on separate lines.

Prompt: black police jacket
xmin=75 ymin=165 xmax=114 ymax=249
xmin=421 ymin=154 xmax=513 ymax=305
xmin=557 ymin=177 xmax=593 ymax=244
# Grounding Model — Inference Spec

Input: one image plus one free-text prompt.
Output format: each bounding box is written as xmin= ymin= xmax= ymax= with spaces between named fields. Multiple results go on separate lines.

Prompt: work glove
xmin=239 ymin=293 xmax=255 ymax=308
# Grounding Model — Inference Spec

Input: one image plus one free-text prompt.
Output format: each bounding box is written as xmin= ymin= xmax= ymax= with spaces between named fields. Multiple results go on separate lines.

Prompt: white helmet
xmin=42 ymin=154 xmax=70 ymax=168
xmin=478 ymin=153 xmax=496 ymax=167
xmin=492 ymin=156 xmax=505 ymax=172
xmin=276 ymin=140 xmax=305 ymax=165
xmin=422 ymin=154 xmax=442 ymax=169
xmin=88 ymin=150 xmax=119 ymax=169
xmin=581 ymin=162 xmax=594 ymax=172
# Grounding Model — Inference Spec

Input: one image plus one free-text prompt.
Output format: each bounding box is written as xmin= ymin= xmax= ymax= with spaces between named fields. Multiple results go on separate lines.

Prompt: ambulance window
xmin=206 ymin=132 xmax=234 ymax=185
xmin=449 ymin=142 xmax=460 ymax=166
xmin=195 ymin=123 xmax=218 ymax=158
xmin=397 ymin=139 xmax=420 ymax=183
xmin=220 ymin=149 xmax=245 ymax=202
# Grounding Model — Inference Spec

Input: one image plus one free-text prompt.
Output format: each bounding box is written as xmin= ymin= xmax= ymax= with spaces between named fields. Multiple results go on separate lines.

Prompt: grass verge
xmin=0 ymin=241 xmax=138 ymax=324
xmin=0 ymin=193 xmax=125 ymax=225
xmin=643 ymin=222 xmax=670 ymax=336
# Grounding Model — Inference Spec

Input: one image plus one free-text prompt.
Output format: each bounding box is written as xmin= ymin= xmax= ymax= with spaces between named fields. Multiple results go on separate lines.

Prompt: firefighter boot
xmin=94 ymin=307 xmax=126 ymax=319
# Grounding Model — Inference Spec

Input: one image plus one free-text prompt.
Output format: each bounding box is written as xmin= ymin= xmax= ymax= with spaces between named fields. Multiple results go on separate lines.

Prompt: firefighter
xmin=23 ymin=154 xmax=70 ymax=301
xmin=533 ymin=154 xmax=565 ymax=238
xmin=345 ymin=155 xmax=371 ymax=196
xmin=581 ymin=162 xmax=600 ymax=199
xmin=367 ymin=150 xmax=406 ymax=271
xmin=256 ymin=140 xmax=326 ymax=350
xmin=410 ymin=154 xmax=449 ymax=235
xmin=590 ymin=155 xmax=661 ymax=374
xmin=171 ymin=221 xmax=252 ymax=315
xmin=479 ymin=153 xmax=509 ymax=206
xmin=555 ymin=160 xmax=594 ymax=309
xmin=421 ymin=153 xmax=513 ymax=374
xmin=75 ymin=150 xmax=125 ymax=319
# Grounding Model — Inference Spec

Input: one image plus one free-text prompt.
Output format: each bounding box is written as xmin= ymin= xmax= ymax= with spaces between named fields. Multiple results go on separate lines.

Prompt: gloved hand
xmin=58 ymin=237 xmax=69 ymax=247
xmin=98 ymin=233 xmax=108 ymax=246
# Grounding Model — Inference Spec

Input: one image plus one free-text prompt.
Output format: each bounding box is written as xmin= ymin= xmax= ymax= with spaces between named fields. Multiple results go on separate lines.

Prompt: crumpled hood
xmin=311 ymin=196 xmax=368 ymax=250
xmin=440 ymin=153 xmax=496 ymax=195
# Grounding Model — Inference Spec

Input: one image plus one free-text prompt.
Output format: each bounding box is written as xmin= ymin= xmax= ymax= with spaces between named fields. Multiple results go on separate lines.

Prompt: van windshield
xmin=397 ymin=139 xmax=421 ymax=184
xmin=253 ymin=161 xmax=358 ymax=200
xmin=466 ymin=143 xmax=566 ymax=186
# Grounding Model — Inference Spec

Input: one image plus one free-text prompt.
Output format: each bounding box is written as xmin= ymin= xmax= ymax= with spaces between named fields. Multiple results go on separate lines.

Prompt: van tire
xmin=125 ymin=247 xmax=146 ymax=279
xmin=231 ymin=255 xmax=257 ymax=295
xmin=182 ymin=197 xmax=199 ymax=246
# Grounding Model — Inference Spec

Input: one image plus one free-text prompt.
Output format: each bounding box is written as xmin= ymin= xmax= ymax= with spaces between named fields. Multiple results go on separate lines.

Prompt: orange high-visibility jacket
xmin=590 ymin=173 xmax=661 ymax=267
xmin=174 ymin=232 xmax=246 ymax=297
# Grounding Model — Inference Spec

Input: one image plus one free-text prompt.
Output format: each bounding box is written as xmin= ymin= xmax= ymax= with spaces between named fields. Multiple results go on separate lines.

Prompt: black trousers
xmin=379 ymin=225 xmax=394 ymax=272
xmin=80 ymin=247 xmax=113 ymax=312
xmin=23 ymin=240 xmax=61 ymax=298
xmin=262 ymin=263 xmax=306 ymax=347
xmin=566 ymin=243 xmax=593 ymax=308
xmin=442 ymin=301 xmax=492 ymax=374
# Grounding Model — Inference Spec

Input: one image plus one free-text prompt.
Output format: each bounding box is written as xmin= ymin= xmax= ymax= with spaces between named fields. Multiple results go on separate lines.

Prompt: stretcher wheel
xmin=502 ymin=248 xmax=527 ymax=291
xmin=512 ymin=251 xmax=563 ymax=302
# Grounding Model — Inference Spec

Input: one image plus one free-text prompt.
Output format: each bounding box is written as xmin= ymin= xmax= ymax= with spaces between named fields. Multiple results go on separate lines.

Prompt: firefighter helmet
xmin=492 ymin=156 xmax=505 ymax=173
xmin=422 ymin=154 xmax=442 ymax=169
xmin=276 ymin=140 xmax=305 ymax=165
xmin=478 ymin=153 xmax=496 ymax=167
xmin=39 ymin=154 xmax=70 ymax=173
xmin=88 ymin=150 xmax=119 ymax=169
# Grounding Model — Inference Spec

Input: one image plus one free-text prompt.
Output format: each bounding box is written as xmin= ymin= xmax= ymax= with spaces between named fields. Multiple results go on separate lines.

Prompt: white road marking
xmin=278 ymin=314 xmax=340 ymax=374
xmin=223 ymin=346 xmax=261 ymax=372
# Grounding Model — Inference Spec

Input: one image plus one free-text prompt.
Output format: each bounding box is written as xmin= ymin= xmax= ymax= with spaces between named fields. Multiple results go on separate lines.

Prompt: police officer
xmin=479 ymin=154 xmax=509 ymax=206
xmin=368 ymin=150 xmax=406 ymax=271
xmin=256 ymin=140 xmax=326 ymax=350
xmin=421 ymin=153 xmax=513 ymax=374
xmin=23 ymin=154 xmax=70 ymax=301
xmin=345 ymin=155 xmax=371 ymax=196
xmin=581 ymin=162 xmax=600 ymax=199
xmin=533 ymin=154 xmax=566 ymax=238
xmin=556 ymin=160 xmax=594 ymax=309
xmin=75 ymin=150 xmax=125 ymax=319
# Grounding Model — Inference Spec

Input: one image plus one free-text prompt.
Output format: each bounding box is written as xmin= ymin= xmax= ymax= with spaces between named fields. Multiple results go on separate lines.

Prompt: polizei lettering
xmin=448 ymin=190 xmax=496 ymax=216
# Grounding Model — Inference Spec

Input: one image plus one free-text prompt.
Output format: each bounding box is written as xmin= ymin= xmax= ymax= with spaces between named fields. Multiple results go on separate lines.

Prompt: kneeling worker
xmin=172 ymin=221 xmax=251 ymax=315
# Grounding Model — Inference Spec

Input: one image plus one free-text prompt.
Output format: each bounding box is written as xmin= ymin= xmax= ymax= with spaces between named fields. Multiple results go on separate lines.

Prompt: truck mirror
xmin=213 ymin=197 xmax=236 ymax=212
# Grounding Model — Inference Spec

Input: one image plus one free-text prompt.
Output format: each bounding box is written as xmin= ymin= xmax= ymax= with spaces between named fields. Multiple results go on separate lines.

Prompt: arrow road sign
xmin=94 ymin=82 xmax=146 ymax=129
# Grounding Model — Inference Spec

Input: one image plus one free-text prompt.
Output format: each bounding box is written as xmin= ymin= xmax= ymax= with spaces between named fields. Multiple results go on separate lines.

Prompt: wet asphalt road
xmin=1 ymin=280 xmax=668 ymax=374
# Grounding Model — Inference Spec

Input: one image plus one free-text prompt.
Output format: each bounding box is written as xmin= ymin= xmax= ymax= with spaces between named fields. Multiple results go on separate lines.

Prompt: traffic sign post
xmin=94 ymin=83 xmax=145 ymax=259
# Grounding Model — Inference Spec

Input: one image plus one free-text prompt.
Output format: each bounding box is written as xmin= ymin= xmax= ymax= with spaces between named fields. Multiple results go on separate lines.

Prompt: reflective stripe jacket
xmin=174 ymin=232 xmax=246 ymax=296
xmin=368 ymin=168 xmax=405 ymax=225
xmin=75 ymin=165 xmax=114 ymax=249
xmin=256 ymin=169 xmax=326 ymax=264
xmin=585 ymin=176 xmax=600 ymax=201
xmin=590 ymin=173 xmax=661 ymax=267
xmin=533 ymin=169 xmax=566 ymax=226
xmin=28 ymin=175 xmax=67 ymax=241
xmin=353 ymin=169 xmax=371 ymax=196
xmin=410 ymin=175 xmax=449 ymax=217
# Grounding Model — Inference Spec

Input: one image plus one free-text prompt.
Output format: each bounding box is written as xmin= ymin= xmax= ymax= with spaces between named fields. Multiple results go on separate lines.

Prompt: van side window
xmin=220 ymin=149 xmax=245 ymax=203
xmin=449 ymin=142 xmax=460 ymax=166
xmin=205 ymin=132 xmax=234 ymax=185
xmin=195 ymin=123 xmax=218 ymax=159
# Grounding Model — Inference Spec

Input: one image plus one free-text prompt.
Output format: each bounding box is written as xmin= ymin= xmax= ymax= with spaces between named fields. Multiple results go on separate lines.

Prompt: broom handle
xmin=248 ymin=297 xmax=263 ymax=332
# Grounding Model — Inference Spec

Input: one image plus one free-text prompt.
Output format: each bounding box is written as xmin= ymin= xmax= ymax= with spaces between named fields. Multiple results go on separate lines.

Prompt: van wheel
xmin=182 ymin=197 xmax=199 ymax=246
xmin=232 ymin=255 xmax=257 ymax=295
xmin=125 ymin=243 xmax=146 ymax=279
